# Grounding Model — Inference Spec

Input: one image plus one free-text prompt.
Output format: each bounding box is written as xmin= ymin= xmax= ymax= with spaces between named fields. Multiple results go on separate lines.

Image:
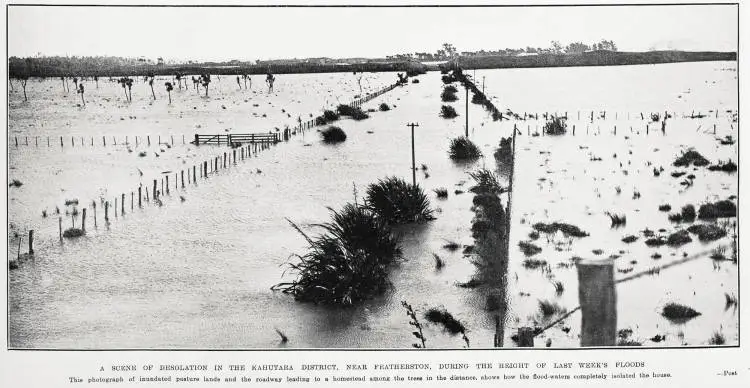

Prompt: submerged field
xmin=7 ymin=61 xmax=738 ymax=348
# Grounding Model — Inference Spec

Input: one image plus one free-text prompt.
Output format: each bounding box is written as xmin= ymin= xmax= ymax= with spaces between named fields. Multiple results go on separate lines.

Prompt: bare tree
xmin=236 ymin=75 xmax=241 ymax=90
xmin=200 ymin=74 xmax=211 ymax=97
xmin=77 ymin=82 xmax=85 ymax=106
xmin=149 ymin=76 xmax=156 ymax=100
xmin=165 ymin=82 xmax=173 ymax=104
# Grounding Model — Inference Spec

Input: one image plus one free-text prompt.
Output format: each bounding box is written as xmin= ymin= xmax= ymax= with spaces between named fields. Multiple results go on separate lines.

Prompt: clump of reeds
xmin=440 ymin=105 xmax=459 ymax=119
xmin=658 ymin=204 xmax=672 ymax=212
xmin=271 ymin=204 xmax=402 ymax=305
xmin=708 ymin=159 xmax=738 ymax=172
xmin=522 ymin=258 xmax=547 ymax=269
xmin=378 ymin=103 xmax=390 ymax=112
xmin=532 ymin=222 xmax=589 ymax=238
xmin=518 ymin=241 xmax=542 ymax=256
xmin=698 ymin=200 xmax=736 ymax=220
xmin=686 ymin=223 xmax=726 ymax=242
xmin=448 ymin=136 xmax=482 ymax=160
xmin=708 ymin=331 xmax=726 ymax=345
xmin=666 ymin=230 xmax=692 ymax=247
xmin=606 ymin=212 xmax=627 ymax=227
xmin=424 ymin=307 xmax=466 ymax=335
xmin=661 ymin=302 xmax=701 ymax=321
xmin=62 ymin=228 xmax=84 ymax=238
xmin=323 ymin=109 xmax=339 ymax=122
xmin=320 ymin=126 xmax=347 ymax=143
xmin=441 ymin=87 xmax=458 ymax=102
xmin=442 ymin=240 xmax=461 ymax=251
xmin=645 ymin=236 xmax=667 ymax=247
xmin=552 ymin=280 xmax=564 ymax=295
xmin=433 ymin=188 xmax=448 ymax=199
xmin=621 ymin=235 xmax=638 ymax=244
xmin=469 ymin=168 xmax=502 ymax=194
xmin=8 ymin=179 xmax=23 ymax=187
xmin=673 ymin=148 xmax=710 ymax=167
xmin=543 ymin=117 xmax=567 ymax=135
xmin=725 ymin=293 xmax=737 ymax=309
xmin=401 ymin=301 xmax=427 ymax=348
xmin=432 ymin=254 xmax=445 ymax=270
xmin=538 ymin=299 xmax=566 ymax=317
xmin=365 ymin=176 xmax=434 ymax=224
xmin=336 ymin=104 xmax=369 ymax=120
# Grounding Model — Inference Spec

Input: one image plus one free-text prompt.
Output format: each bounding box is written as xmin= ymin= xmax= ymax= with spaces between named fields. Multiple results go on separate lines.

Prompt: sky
xmin=7 ymin=3 xmax=738 ymax=62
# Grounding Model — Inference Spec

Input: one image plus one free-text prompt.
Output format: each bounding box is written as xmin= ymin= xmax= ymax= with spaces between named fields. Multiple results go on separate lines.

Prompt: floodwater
xmin=7 ymin=61 xmax=738 ymax=348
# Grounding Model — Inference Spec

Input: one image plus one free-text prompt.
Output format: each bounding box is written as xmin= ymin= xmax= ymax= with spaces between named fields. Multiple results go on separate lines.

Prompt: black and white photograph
xmin=5 ymin=2 xmax=739 ymax=352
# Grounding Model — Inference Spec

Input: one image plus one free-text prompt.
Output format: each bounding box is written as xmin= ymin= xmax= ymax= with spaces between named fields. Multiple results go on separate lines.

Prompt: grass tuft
xmin=448 ymin=137 xmax=482 ymax=160
xmin=538 ymin=299 xmax=567 ymax=317
xmin=519 ymin=241 xmax=542 ymax=256
xmin=673 ymin=148 xmax=710 ymax=167
xmin=686 ymin=223 xmax=727 ymax=242
xmin=424 ymin=307 xmax=466 ymax=335
xmin=606 ymin=212 xmax=627 ymax=227
xmin=661 ymin=302 xmax=701 ymax=321
xmin=336 ymin=104 xmax=369 ymax=120
xmin=433 ymin=188 xmax=448 ymax=199
xmin=532 ymin=222 xmax=588 ymax=238
xmin=271 ymin=204 xmax=402 ymax=305
xmin=543 ymin=117 xmax=567 ymax=135
xmin=378 ymin=103 xmax=390 ymax=112
xmin=365 ymin=176 xmax=434 ymax=224
xmin=320 ymin=126 xmax=347 ymax=143
xmin=440 ymin=105 xmax=459 ymax=119
xmin=62 ymin=228 xmax=84 ymax=238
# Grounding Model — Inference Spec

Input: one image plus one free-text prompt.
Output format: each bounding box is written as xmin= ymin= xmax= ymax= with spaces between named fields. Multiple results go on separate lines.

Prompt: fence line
xmin=9 ymin=81 xmax=402 ymax=261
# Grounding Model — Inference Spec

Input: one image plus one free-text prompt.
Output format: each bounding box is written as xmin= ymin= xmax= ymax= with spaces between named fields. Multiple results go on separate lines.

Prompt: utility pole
xmin=407 ymin=123 xmax=419 ymax=186
xmin=482 ymin=76 xmax=485 ymax=95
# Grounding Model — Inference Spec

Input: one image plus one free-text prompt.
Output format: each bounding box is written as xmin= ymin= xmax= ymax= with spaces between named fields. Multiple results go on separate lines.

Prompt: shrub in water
xmin=434 ymin=188 xmax=448 ymax=199
xmin=440 ymin=105 xmax=459 ymax=119
xmin=698 ymin=200 xmax=736 ymax=220
xmin=444 ymin=85 xmax=458 ymax=93
xmin=543 ymin=117 xmax=567 ymax=135
xmin=365 ymin=176 xmax=434 ymax=224
xmin=532 ymin=222 xmax=589 ymax=238
xmin=337 ymin=104 xmax=369 ymax=120
xmin=424 ymin=307 xmax=466 ymax=335
xmin=315 ymin=116 xmax=328 ymax=126
xmin=379 ymin=103 xmax=390 ymax=112
xmin=666 ymin=230 xmax=692 ymax=247
xmin=321 ymin=126 xmax=347 ymax=144
xmin=673 ymin=149 xmax=710 ymax=167
xmin=661 ymin=302 xmax=701 ymax=321
xmin=323 ymin=110 xmax=340 ymax=122
xmin=686 ymin=224 xmax=727 ymax=242
xmin=441 ymin=88 xmax=458 ymax=102
xmin=9 ymin=179 xmax=23 ymax=187
xmin=62 ymin=228 xmax=85 ymax=238
xmin=448 ymin=136 xmax=482 ymax=161
xmin=681 ymin=204 xmax=696 ymax=222
xmin=708 ymin=160 xmax=737 ymax=172
xmin=272 ymin=204 xmax=402 ymax=305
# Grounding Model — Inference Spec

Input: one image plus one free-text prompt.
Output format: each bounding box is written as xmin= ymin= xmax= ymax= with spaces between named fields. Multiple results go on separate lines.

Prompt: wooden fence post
xmin=138 ymin=186 xmax=142 ymax=207
xmin=59 ymin=218 xmax=62 ymax=240
xmin=576 ymin=258 xmax=617 ymax=347
xmin=28 ymin=230 xmax=34 ymax=255
xmin=82 ymin=208 xmax=86 ymax=232
xmin=517 ymin=327 xmax=534 ymax=347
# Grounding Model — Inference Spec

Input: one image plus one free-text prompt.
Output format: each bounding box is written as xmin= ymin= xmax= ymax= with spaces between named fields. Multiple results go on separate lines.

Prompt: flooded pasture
xmin=7 ymin=61 xmax=738 ymax=348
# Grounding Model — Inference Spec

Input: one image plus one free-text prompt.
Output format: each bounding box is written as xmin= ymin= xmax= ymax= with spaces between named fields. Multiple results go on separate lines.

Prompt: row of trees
xmin=402 ymin=39 xmax=619 ymax=61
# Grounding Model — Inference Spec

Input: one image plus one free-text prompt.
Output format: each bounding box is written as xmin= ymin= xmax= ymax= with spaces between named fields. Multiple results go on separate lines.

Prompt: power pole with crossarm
xmin=407 ymin=122 xmax=419 ymax=186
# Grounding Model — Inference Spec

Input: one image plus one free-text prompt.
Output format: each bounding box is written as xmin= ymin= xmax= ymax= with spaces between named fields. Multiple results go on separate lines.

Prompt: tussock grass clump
xmin=666 ymin=230 xmax=692 ymax=247
xmin=686 ymin=223 xmax=726 ymax=242
xmin=538 ymin=300 xmax=566 ymax=317
xmin=519 ymin=241 xmax=542 ymax=256
xmin=378 ymin=103 xmax=390 ymax=112
xmin=621 ymin=235 xmax=638 ymax=244
xmin=522 ymin=258 xmax=547 ymax=269
xmin=725 ymin=293 xmax=738 ymax=309
xmin=661 ymin=302 xmax=701 ymax=321
xmin=365 ymin=176 xmax=434 ymax=224
xmin=698 ymin=200 xmax=736 ymax=220
xmin=441 ymin=87 xmax=458 ymax=102
xmin=448 ymin=137 xmax=482 ymax=160
xmin=440 ymin=105 xmax=459 ymax=119
xmin=315 ymin=116 xmax=328 ymax=126
xmin=434 ymin=188 xmax=448 ymax=199
xmin=411 ymin=79 xmax=420 ymax=84
xmin=336 ymin=104 xmax=369 ymax=120
xmin=433 ymin=254 xmax=445 ymax=270
xmin=62 ymin=228 xmax=84 ymax=238
xmin=469 ymin=169 xmax=501 ymax=194
xmin=424 ymin=307 xmax=466 ymax=335
xmin=323 ymin=109 xmax=340 ymax=122
xmin=658 ymin=204 xmax=671 ymax=212
xmin=708 ymin=160 xmax=737 ymax=172
xmin=320 ymin=126 xmax=347 ymax=143
xmin=442 ymin=241 xmax=461 ymax=251
xmin=645 ymin=236 xmax=667 ymax=247
xmin=606 ymin=212 xmax=627 ymax=227
xmin=543 ymin=117 xmax=567 ymax=135
xmin=681 ymin=205 xmax=696 ymax=222
xmin=532 ymin=222 xmax=589 ymax=238
xmin=673 ymin=149 xmax=710 ymax=167
xmin=64 ymin=199 xmax=79 ymax=206
xmin=708 ymin=331 xmax=726 ymax=345
xmin=271 ymin=204 xmax=402 ymax=305
xmin=8 ymin=179 xmax=23 ymax=187
xmin=552 ymin=280 xmax=564 ymax=295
